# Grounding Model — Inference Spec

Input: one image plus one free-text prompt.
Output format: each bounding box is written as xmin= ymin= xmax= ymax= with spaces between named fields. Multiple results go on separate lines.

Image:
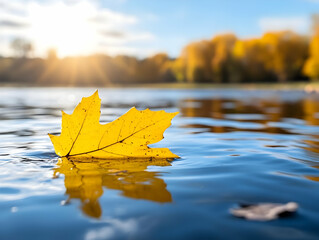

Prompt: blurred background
xmin=0 ymin=0 xmax=319 ymax=86
xmin=2 ymin=2 xmax=319 ymax=239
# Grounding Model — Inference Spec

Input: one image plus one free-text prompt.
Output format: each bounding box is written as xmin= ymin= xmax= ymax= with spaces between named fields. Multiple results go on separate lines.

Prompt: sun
xmin=27 ymin=1 xmax=97 ymax=57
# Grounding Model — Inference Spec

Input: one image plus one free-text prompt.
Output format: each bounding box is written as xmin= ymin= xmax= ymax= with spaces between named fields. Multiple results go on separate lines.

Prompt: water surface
xmin=0 ymin=87 xmax=319 ymax=240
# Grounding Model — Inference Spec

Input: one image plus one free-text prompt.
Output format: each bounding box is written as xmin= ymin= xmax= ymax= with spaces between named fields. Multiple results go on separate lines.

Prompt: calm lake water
xmin=0 ymin=87 xmax=319 ymax=240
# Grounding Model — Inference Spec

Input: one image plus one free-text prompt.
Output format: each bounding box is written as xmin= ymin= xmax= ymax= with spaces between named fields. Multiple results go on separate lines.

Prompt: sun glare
xmin=28 ymin=2 xmax=97 ymax=57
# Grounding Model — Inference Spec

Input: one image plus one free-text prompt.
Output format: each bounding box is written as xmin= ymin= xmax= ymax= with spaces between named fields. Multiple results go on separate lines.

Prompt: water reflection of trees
xmin=54 ymin=157 xmax=172 ymax=218
xmin=181 ymin=96 xmax=319 ymax=177
xmin=303 ymin=98 xmax=319 ymax=126
xmin=180 ymin=96 xmax=319 ymax=135
xmin=306 ymin=165 xmax=319 ymax=182
xmin=302 ymin=98 xmax=319 ymax=170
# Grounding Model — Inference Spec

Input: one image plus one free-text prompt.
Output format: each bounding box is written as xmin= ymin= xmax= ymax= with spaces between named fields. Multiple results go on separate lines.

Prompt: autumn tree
xmin=170 ymin=58 xmax=185 ymax=83
xmin=137 ymin=53 xmax=175 ymax=83
xmin=210 ymin=34 xmax=238 ymax=83
xmin=174 ymin=34 xmax=238 ymax=83
xmin=112 ymin=55 xmax=139 ymax=83
xmin=179 ymin=40 xmax=212 ymax=83
xmin=303 ymin=15 xmax=319 ymax=81
xmin=261 ymin=31 xmax=308 ymax=82
xmin=233 ymin=39 xmax=273 ymax=82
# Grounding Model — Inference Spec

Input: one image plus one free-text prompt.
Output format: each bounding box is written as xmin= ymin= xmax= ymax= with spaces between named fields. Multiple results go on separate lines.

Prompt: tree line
xmin=0 ymin=17 xmax=319 ymax=86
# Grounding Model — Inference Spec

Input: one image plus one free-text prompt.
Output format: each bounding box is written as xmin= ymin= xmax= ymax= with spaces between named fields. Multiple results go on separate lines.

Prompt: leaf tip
xmin=48 ymin=133 xmax=55 ymax=140
xmin=84 ymin=90 xmax=100 ymax=102
xmin=167 ymin=111 xmax=179 ymax=119
xmin=167 ymin=151 xmax=180 ymax=159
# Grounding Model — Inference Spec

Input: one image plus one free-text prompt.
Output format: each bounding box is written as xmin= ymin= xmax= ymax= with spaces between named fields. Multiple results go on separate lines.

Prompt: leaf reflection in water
xmin=54 ymin=157 xmax=173 ymax=218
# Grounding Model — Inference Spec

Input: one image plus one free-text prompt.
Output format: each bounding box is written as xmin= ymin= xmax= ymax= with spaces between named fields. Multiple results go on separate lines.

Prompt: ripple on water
xmin=0 ymin=88 xmax=319 ymax=240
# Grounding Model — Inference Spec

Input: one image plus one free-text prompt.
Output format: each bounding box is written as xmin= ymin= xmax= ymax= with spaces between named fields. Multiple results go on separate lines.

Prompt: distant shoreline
xmin=0 ymin=82 xmax=319 ymax=91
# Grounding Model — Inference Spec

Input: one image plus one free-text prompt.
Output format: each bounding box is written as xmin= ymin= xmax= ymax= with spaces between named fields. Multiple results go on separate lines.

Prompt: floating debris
xmin=231 ymin=202 xmax=298 ymax=221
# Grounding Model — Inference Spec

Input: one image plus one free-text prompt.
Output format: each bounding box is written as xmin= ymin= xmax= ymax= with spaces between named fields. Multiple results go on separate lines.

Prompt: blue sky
xmin=0 ymin=0 xmax=318 ymax=57
xmin=101 ymin=0 xmax=319 ymax=56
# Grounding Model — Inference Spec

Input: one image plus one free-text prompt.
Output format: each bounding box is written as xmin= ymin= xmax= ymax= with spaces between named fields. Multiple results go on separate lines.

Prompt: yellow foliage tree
xmin=261 ymin=31 xmax=308 ymax=82
xmin=137 ymin=53 xmax=175 ymax=83
xmin=233 ymin=38 xmax=272 ymax=82
xmin=304 ymin=15 xmax=319 ymax=81
xmin=175 ymin=34 xmax=238 ymax=83
xmin=210 ymin=34 xmax=238 ymax=83
xmin=180 ymin=40 xmax=212 ymax=83
xmin=170 ymin=58 xmax=186 ymax=83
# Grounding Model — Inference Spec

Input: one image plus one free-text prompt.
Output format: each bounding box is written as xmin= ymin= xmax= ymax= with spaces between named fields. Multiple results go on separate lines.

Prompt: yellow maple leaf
xmin=49 ymin=91 xmax=179 ymax=160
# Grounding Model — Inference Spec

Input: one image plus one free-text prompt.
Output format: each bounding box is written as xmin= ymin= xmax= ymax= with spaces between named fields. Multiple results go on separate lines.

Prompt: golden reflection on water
xmin=180 ymin=97 xmax=319 ymax=134
xmin=306 ymin=165 xmax=319 ymax=182
xmin=304 ymin=140 xmax=319 ymax=154
xmin=303 ymin=98 xmax=319 ymax=126
xmin=181 ymin=96 xmax=319 ymax=181
xmin=54 ymin=157 xmax=172 ymax=218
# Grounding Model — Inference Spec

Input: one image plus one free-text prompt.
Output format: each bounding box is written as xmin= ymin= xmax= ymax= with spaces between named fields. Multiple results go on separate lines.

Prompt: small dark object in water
xmin=231 ymin=202 xmax=298 ymax=221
